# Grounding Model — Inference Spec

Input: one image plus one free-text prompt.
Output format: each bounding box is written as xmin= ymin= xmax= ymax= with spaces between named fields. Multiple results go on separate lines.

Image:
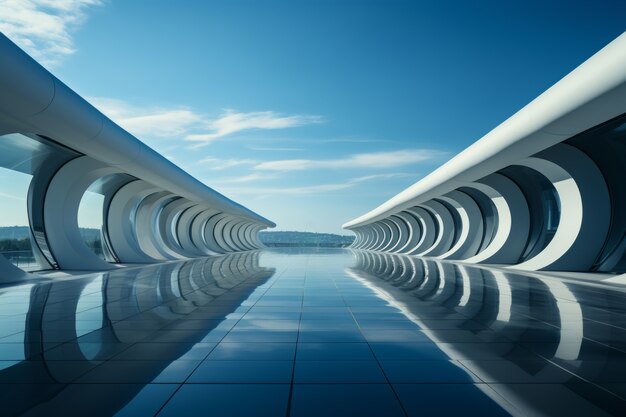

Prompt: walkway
xmin=1 ymin=248 xmax=625 ymax=416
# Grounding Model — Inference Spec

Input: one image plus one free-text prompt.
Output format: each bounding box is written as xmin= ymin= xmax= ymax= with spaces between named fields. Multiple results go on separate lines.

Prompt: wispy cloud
xmin=0 ymin=191 xmax=25 ymax=201
xmin=186 ymin=110 xmax=323 ymax=147
xmin=0 ymin=0 xmax=102 ymax=67
xmin=89 ymin=97 xmax=206 ymax=138
xmin=248 ymin=146 xmax=305 ymax=152
xmin=89 ymin=98 xmax=321 ymax=147
xmin=198 ymin=157 xmax=257 ymax=171
xmin=317 ymin=137 xmax=393 ymax=144
xmin=254 ymin=149 xmax=446 ymax=171
xmin=209 ymin=172 xmax=280 ymax=184
xmin=217 ymin=173 xmax=409 ymax=196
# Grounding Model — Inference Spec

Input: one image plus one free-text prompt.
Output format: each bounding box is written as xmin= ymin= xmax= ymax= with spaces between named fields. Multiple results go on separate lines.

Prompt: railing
xmin=1 ymin=250 xmax=38 ymax=270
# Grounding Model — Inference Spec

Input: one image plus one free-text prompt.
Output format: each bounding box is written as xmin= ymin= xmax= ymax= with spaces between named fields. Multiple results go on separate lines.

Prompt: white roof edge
xmin=0 ymin=34 xmax=274 ymax=227
xmin=344 ymin=31 xmax=626 ymax=229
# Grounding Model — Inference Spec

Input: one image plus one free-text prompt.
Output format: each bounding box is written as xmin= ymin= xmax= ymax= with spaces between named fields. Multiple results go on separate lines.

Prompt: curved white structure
xmin=345 ymin=32 xmax=626 ymax=273
xmin=0 ymin=34 xmax=274 ymax=282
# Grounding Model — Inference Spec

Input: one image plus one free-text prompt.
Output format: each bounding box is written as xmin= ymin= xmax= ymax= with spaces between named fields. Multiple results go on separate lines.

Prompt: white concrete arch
xmin=355 ymin=226 xmax=372 ymax=249
xmin=222 ymin=218 xmax=246 ymax=252
xmin=44 ymin=156 xmax=120 ymax=270
xmin=135 ymin=191 xmax=181 ymax=261
xmin=246 ymin=225 xmax=264 ymax=249
xmin=437 ymin=191 xmax=484 ymax=260
xmin=360 ymin=225 xmax=375 ymax=250
xmin=514 ymin=144 xmax=610 ymax=271
xmin=205 ymin=214 xmax=232 ymax=252
xmin=191 ymin=209 xmax=222 ymax=254
xmin=351 ymin=227 xmax=364 ymax=248
xmin=243 ymin=223 xmax=260 ymax=249
xmin=371 ymin=222 xmax=391 ymax=251
xmin=159 ymin=198 xmax=196 ymax=257
xmin=359 ymin=227 xmax=375 ymax=249
xmin=233 ymin=222 xmax=253 ymax=250
xmin=214 ymin=216 xmax=239 ymax=252
xmin=463 ymin=173 xmax=530 ymax=265
xmin=233 ymin=220 xmax=254 ymax=251
xmin=251 ymin=224 xmax=266 ymax=249
xmin=405 ymin=207 xmax=437 ymax=255
xmin=176 ymin=206 xmax=211 ymax=256
xmin=243 ymin=224 xmax=259 ymax=249
xmin=388 ymin=215 xmax=410 ymax=253
xmin=390 ymin=212 xmax=412 ymax=253
xmin=379 ymin=219 xmax=400 ymax=252
xmin=107 ymin=180 xmax=161 ymax=264
xmin=361 ymin=225 xmax=376 ymax=250
xmin=392 ymin=212 xmax=418 ymax=254
xmin=417 ymin=200 xmax=455 ymax=257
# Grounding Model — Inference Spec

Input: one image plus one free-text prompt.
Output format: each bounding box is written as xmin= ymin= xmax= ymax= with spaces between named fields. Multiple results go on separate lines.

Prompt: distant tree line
xmin=0 ymin=238 xmax=31 ymax=252
xmin=259 ymin=231 xmax=355 ymax=247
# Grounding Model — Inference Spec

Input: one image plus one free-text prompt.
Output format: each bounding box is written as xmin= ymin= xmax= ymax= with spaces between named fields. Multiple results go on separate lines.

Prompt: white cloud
xmin=255 ymin=149 xmax=445 ymax=171
xmin=89 ymin=98 xmax=321 ymax=148
xmin=185 ymin=109 xmax=323 ymax=147
xmin=0 ymin=0 xmax=102 ymax=67
xmin=209 ymin=172 xmax=280 ymax=184
xmin=0 ymin=191 xmax=24 ymax=201
xmin=89 ymin=97 xmax=206 ymax=138
xmin=198 ymin=157 xmax=257 ymax=171
xmin=217 ymin=173 xmax=408 ymax=196
xmin=248 ymin=146 xmax=304 ymax=152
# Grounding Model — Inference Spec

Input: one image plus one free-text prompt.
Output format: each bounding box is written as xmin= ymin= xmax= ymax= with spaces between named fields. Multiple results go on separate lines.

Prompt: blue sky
xmin=1 ymin=0 xmax=626 ymax=233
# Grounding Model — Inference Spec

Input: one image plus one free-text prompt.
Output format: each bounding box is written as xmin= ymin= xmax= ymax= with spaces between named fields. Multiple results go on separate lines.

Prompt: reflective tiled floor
xmin=2 ymin=248 xmax=626 ymax=416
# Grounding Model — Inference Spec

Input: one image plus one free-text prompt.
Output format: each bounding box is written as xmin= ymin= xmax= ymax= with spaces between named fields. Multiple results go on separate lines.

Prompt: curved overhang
xmin=344 ymin=32 xmax=626 ymax=229
xmin=0 ymin=34 xmax=274 ymax=228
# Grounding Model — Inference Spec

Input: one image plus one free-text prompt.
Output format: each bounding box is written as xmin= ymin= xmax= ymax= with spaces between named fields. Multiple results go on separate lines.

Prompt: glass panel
xmin=566 ymin=115 xmax=626 ymax=272
xmin=78 ymin=189 xmax=105 ymax=260
xmin=0 ymin=133 xmax=78 ymax=271
xmin=498 ymin=165 xmax=560 ymax=263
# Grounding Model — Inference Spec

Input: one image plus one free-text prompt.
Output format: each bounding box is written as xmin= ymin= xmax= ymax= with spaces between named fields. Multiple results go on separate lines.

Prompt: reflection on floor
xmin=1 ymin=248 xmax=626 ymax=416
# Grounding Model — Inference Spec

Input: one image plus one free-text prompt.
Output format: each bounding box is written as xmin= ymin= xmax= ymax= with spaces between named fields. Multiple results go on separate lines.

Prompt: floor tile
xmin=290 ymin=384 xmax=406 ymax=417
xmin=158 ymin=384 xmax=290 ymax=417
xmin=294 ymin=360 xmax=386 ymax=383
xmin=187 ymin=360 xmax=293 ymax=383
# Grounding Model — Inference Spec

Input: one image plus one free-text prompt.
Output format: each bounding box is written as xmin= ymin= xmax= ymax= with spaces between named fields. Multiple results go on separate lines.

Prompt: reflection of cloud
xmin=216 ymin=173 xmax=410 ymax=195
xmin=255 ymin=149 xmax=446 ymax=171
xmin=0 ymin=191 xmax=25 ymax=201
xmin=0 ymin=0 xmax=102 ymax=67
xmin=186 ymin=110 xmax=323 ymax=147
